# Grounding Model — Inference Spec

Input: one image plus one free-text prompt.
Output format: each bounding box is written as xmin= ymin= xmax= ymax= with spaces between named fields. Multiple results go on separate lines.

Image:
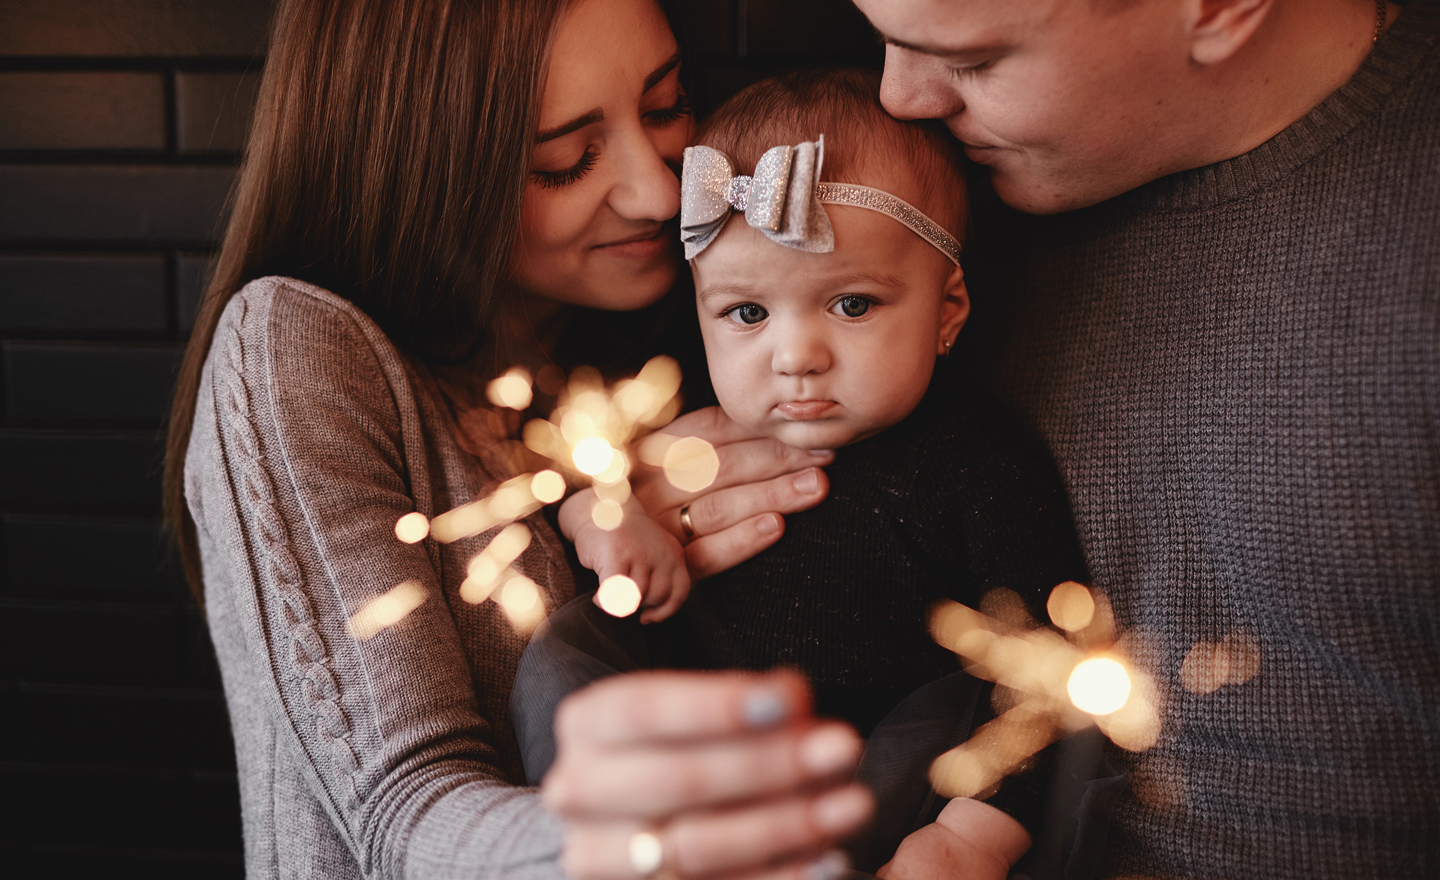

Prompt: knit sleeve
xmin=186 ymin=280 xmax=563 ymax=879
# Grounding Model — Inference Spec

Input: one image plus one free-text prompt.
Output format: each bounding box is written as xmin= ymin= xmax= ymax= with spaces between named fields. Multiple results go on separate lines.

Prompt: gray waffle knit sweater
xmin=186 ymin=277 xmax=571 ymax=878
xmin=962 ymin=5 xmax=1440 ymax=878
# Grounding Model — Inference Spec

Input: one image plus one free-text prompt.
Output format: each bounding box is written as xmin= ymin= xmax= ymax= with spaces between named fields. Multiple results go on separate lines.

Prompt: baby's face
xmin=692 ymin=202 xmax=967 ymax=450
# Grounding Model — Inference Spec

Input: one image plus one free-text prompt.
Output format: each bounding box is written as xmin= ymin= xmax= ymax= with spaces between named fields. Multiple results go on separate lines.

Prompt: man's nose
xmin=772 ymin=323 xmax=832 ymax=377
xmin=880 ymin=45 xmax=965 ymax=122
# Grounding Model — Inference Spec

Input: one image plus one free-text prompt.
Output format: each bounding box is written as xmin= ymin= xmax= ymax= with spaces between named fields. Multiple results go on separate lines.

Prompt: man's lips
xmin=775 ymin=400 xmax=838 ymax=420
xmin=594 ymin=227 xmax=667 ymax=259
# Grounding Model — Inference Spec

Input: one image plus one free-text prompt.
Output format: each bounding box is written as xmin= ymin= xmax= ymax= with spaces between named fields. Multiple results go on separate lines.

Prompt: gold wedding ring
xmin=678 ymin=505 xmax=696 ymax=542
xmin=628 ymin=829 xmax=665 ymax=877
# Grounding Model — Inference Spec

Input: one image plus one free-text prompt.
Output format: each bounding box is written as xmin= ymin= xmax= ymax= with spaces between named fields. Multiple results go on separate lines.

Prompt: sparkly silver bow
xmin=680 ymin=136 xmax=963 ymax=265
xmin=681 ymin=138 xmax=834 ymax=260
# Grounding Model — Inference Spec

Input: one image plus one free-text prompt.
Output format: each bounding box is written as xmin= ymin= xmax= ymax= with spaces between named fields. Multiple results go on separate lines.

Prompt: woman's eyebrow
xmin=537 ymin=109 xmax=605 ymax=144
xmin=644 ymin=53 xmax=683 ymax=92
xmin=535 ymin=54 xmax=680 ymax=144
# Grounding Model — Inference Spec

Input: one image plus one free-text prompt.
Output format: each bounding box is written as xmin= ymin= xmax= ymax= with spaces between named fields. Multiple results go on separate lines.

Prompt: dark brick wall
xmin=0 ymin=1 xmax=876 ymax=876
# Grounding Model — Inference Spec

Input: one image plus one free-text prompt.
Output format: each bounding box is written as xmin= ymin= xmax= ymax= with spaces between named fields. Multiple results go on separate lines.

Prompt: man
xmin=851 ymin=0 xmax=1439 ymax=877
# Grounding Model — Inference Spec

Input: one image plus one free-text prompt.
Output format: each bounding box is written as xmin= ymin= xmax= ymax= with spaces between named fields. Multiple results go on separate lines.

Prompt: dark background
xmin=0 ymin=1 xmax=880 ymax=876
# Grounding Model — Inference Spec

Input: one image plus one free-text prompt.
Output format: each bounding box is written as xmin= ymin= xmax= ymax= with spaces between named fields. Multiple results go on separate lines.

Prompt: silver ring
xmin=678 ymin=505 xmax=696 ymax=542
xmin=629 ymin=829 xmax=664 ymax=877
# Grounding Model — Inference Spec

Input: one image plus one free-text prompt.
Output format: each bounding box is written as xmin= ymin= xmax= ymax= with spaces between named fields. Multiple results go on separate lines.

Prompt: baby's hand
xmin=558 ymin=489 xmax=691 ymax=624
xmin=877 ymin=798 xmax=1031 ymax=880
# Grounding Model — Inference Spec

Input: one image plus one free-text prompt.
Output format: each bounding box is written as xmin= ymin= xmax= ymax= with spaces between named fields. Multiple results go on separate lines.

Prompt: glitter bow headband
xmin=680 ymin=135 xmax=962 ymax=265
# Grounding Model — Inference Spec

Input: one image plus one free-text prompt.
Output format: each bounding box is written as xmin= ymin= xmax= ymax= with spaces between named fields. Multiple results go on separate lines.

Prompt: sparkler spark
xmin=378 ymin=355 xmax=688 ymax=636
xmin=394 ymin=512 xmax=430 ymax=544
xmin=661 ymin=435 xmax=720 ymax=492
xmin=486 ymin=367 xmax=534 ymax=411
xmin=1179 ymin=631 xmax=1260 ymax=694
xmin=927 ymin=582 xmax=1160 ymax=799
xmin=597 ymin=575 xmax=642 ymax=617
xmin=347 ymin=580 xmax=427 ymax=640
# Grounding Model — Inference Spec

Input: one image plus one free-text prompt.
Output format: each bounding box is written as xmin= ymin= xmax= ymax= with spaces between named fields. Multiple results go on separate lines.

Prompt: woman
xmin=164 ymin=0 xmax=878 ymax=876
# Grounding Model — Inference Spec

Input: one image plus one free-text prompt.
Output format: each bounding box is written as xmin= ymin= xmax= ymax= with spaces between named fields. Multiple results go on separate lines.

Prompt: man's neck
xmin=1185 ymin=0 xmax=1395 ymax=172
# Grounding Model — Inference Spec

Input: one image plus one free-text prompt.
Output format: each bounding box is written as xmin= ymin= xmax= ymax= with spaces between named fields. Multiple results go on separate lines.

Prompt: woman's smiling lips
xmin=776 ymin=400 xmax=837 ymax=420
xmin=594 ymin=227 xmax=667 ymax=260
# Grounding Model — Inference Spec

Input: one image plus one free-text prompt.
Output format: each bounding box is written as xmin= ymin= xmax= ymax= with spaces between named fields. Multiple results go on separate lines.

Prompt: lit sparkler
xmin=927 ymin=582 xmax=1162 ymax=799
xmin=360 ymin=356 xmax=701 ymax=639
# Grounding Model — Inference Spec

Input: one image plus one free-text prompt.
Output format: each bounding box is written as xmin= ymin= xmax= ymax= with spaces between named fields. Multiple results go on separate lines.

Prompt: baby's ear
xmin=937 ymin=263 xmax=969 ymax=356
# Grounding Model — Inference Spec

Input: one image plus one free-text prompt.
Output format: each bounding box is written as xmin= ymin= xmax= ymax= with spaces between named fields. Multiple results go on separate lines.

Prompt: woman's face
xmin=516 ymin=0 xmax=691 ymax=310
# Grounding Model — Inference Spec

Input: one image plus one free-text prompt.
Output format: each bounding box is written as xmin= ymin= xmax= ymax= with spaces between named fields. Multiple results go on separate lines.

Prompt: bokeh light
xmin=486 ymin=367 xmax=534 ymax=411
xmin=573 ymin=436 xmax=616 ymax=476
xmin=591 ymin=499 xmax=624 ymax=531
xmin=1047 ymin=581 xmax=1095 ymax=632
xmin=530 ymin=470 xmax=567 ymax=503
xmin=662 ymin=436 xmax=720 ymax=492
xmin=597 ymin=575 xmax=642 ymax=617
xmin=394 ymin=512 xmax=430 ymax=544
xmin=1067 ymin=657 xmax=1132 ymax=715
xmin=347 ymin=580 xmax=427 ymax=640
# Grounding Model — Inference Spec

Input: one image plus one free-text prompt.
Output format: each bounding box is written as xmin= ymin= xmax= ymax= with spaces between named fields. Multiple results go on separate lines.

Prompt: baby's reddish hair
xmin=694 ymin=68 xmax=969 ymax=244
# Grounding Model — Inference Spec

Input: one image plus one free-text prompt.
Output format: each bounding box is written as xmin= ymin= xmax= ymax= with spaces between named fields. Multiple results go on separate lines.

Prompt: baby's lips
xmin=775 ymin=400 xmax=837 ymax=420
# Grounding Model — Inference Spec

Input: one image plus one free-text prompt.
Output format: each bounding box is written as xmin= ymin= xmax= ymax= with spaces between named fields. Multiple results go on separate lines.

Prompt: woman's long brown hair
xmin=163 ymin=0 xmax=570 ymax=602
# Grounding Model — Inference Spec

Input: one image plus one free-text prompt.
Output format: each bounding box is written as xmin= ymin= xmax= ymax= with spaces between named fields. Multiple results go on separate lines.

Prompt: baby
xmin=515 ymin=69 xmax=1087 ymax=872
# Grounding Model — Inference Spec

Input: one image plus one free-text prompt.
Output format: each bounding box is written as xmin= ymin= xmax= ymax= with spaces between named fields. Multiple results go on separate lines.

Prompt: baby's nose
xmin=771 ymin=328 xmax=831 ymax=376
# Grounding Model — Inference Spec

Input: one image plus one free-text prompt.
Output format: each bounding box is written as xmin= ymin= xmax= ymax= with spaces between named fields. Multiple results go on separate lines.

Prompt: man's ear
xmin=937 ymin=263 xmax=969 ymax=356
xmin=1185 ymin=0 xmax=1275 ymax=65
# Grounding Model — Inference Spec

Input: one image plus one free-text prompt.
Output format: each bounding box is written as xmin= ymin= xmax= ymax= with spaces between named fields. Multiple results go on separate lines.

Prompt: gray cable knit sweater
xmin=186 ymin=276 xmax=571 ymax=878
xmin=963 ymin=4 xmax=1439 ymax=878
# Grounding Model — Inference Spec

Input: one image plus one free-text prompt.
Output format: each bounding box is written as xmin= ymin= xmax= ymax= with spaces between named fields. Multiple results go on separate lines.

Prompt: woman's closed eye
xmin=830 ymin=295 xmax=873 ymax=319
xmin=723 ymin=303 xmax=768 ymax=326
xmin=531 ymin=145 xmax=600 ymax=189
xmin=644 ymin=91 xmax=691 ymax=127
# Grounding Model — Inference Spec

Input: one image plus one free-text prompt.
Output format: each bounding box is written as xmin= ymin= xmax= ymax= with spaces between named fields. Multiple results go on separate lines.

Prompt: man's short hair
xmin=695 ymin=67 xmax=970 ymax=241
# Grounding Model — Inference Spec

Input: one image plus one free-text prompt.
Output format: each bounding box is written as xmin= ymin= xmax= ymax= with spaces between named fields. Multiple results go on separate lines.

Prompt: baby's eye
xmin=831 ymin=296 xmax=872 ymax=318
xmin=725 ymin=304 xmax=768 ymax=325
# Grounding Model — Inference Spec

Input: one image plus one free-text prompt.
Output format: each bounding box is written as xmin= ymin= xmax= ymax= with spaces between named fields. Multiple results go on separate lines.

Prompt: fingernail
xmin=755 ymin=513 xmax=780 ymax=535
xmin=808 ymin=448 xmax=832 ymax=458
xmin=793 ymin=469 xmax=819 ymax=494
xmin=807 ymin=850 xmax=852 ymax=880
xmin=812 ymin=787 xmax=871 ymax=834
xmin=742 ymin=685 xmax=790 ymax=728
xmin=799 ymin=726 xmax=860 ymax=776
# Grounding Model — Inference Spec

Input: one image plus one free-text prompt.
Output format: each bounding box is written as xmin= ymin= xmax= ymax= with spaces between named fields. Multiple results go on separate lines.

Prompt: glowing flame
xmin=394 ymin=512 xmax=430 ymax=544
xmin=1067 ymin=657 xmax=1132 ymax=715
xmin=573 ymin=437 xmax=616 ymax=476
xmin=486 ymin=367 xmax=534 ymax=410
xmin=662 ymin=436 xmax=720 ymax=492
xmin=347 ymin=580 xmax=427 ymax=640
xmin=597 ymin=574 xmax=642 ymax=617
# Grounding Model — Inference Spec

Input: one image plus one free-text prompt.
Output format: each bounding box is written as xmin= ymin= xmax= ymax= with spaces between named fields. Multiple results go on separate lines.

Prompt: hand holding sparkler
xmin=558 ymin=486 xmax=691 ymax=623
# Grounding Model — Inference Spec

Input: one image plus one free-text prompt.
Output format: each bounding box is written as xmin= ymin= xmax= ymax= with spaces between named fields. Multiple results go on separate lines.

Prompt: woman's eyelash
xmin=646 ymin=92 xmax=691 ymax=125
xmin=531 ymin=146 xmax=600 ymax=189
xmin=952 ymin=60 xmax=995 ymax=80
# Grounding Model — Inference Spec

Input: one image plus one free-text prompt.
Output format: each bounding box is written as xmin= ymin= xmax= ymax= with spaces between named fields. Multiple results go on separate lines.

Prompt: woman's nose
xmin=880 ymin=45 xmax=965 ymax=121
xmin=607 ymin=128 xmax=682 ymax=222
xmin=771 ymin=324 xmax=832 ymax=377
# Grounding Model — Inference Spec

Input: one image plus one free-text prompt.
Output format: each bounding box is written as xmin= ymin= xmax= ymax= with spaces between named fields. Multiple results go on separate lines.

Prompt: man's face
xmin=856 ymin=0 xmax=1201 ymax=213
